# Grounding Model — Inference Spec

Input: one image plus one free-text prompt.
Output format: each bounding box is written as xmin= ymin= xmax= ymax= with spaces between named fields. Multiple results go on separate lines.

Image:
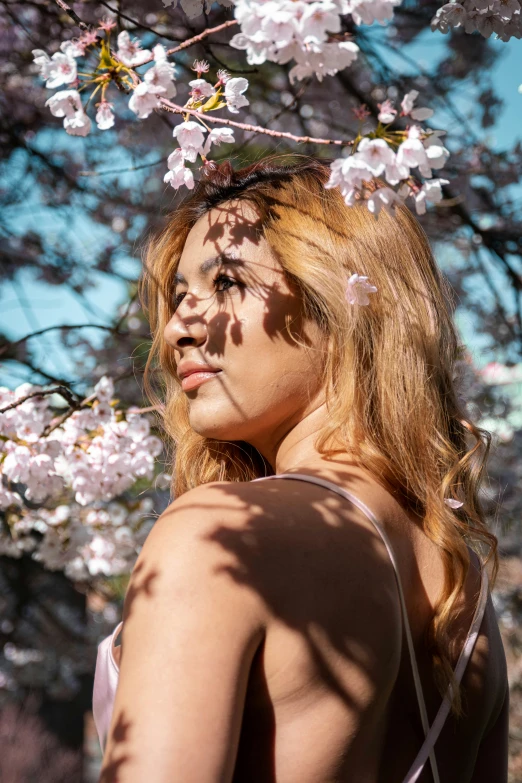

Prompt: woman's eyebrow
xmin=174 ymin=253 xmax=245 ymax=286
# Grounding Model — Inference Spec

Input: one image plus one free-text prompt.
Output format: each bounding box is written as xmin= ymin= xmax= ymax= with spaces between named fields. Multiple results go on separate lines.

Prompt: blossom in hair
xmin=444 ymin=498 xmax=464 ymax=509
xmin=345 ymin=274 xmax=378 ymax=305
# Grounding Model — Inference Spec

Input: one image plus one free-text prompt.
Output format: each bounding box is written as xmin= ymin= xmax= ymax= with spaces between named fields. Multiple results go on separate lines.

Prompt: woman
xmin=93 ymin=155 xmax=509 ymax=782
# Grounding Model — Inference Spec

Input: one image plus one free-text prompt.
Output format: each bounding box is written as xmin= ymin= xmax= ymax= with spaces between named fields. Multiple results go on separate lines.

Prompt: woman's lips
xmin=181 ymin=370 xmax=222 ymax=392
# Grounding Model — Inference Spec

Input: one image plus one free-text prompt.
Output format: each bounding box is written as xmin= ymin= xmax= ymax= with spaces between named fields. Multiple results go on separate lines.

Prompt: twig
xmin=160 ymin=98 xmax=355 ymax=147
xmin=98 ymin=0 xmax=182 ymax=43
xmin=167 ymin=19 xmax=239 ymax=56
xmin=78 ymin=158 xmax=164 ymax=177
xmin=0 ymin=386 xmax=81 ymax=415
xmin=53 ymin=0 xmax=90 ymax=30
xmin=0 ymin=323 xmax=123 ymax=357
xmin=133 ymin=19 xmax=240 ymax=66
xmin=41 ymin=392 xmax=97 ymax=437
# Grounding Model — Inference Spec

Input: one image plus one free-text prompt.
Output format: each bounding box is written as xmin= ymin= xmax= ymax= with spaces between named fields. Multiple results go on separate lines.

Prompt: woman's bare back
xmin=231 ymin=468 xmax=508 ymax=783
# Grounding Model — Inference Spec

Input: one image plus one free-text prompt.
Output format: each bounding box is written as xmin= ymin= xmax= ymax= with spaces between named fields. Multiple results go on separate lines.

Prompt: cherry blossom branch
xmin=0 ymin=323 xmax=124 ymax=358
xmin=133 ymin=19 xmax=240 ymax=66
xmin=0 ymin=386 xmax=81 ymax=415
xmin=167 ymin=18 xmax=238 ymax=56
xmin=53 ymin=0 xmax=90 ymax=31
xmin=98 ymin=0 xmax=183 ymax=43
xmin=160 ymin=98 xmax=355 ymax=147
xmin=41 ymin=392 xmax=97 ymax=438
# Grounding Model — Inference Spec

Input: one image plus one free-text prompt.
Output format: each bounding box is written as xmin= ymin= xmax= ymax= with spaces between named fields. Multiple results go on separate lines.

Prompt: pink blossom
xmin=400 ymin=90 xmax=434 ymax=121
xmin=377 ymin=99 xmax=397 ymax=124
xmin=356 ymin=137 xmax=396 ymax=176
xmin=345 ymin=273 xmax=378 ymax=306
xmin=173 ymin=121 xmax=206 ymax=162
xmin=116 ymin=30 xmax=151 ymax=67
xmin=95 ymin=101 xmax=115 ymax=130
xmin=367 ymin=186 xmax=404 ymax=216
xmin=444 ymin=498 xmax=463 ymax=509
xmin=224 ymin=77 xmax=250 ymax=113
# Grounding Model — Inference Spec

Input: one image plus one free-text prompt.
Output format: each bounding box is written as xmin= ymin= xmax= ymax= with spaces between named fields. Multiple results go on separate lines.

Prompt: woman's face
xmin=163 ymin=199 xmax=327 ymax=459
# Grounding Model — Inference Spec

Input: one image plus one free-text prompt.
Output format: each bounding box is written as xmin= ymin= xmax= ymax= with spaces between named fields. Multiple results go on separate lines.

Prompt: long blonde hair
xmin=140 ymin=153 xmax=498 ymax=718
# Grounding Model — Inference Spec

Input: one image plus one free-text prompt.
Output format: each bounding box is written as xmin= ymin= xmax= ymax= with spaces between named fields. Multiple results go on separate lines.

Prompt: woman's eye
xmin=172 ymin=273 xmax=239 ymax=312
xmin=214 ymin=273 xmax=237 ymax=294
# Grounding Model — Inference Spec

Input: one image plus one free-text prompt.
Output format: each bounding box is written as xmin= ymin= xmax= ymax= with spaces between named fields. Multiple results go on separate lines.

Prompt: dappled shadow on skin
xmin=119 ymin=553 xmax=158 ymax=612
xmin=201 ymin=476 xmax=489 ymax=782
xmin=95 ymin=470 xmax=489 ymax=782
xmin=98 ymin=711 xmax=133 ymax=783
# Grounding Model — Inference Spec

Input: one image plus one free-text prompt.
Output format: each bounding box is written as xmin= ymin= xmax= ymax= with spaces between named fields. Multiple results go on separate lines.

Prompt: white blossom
xmin=116 ymin=30 xmax=152 ymax=67
xmin=396 ymin=125 xmax=429 ymax=171
xmin=346 ymin=0 xmax=402 ymax=26
xmin=164 ymin=149 xmax=195 ymax=190
xmin=356 ymin=137 xmax=396 ymax=176
xmin=94 ymin=375 xmax=114 ymax=402
xmin=224 ymin=77 xmax=250 ymax=113
xmin=423 ymin=132 xmax=450 ymax=170
xmin=189 ymin=78 xmax=216 ymax=99
xmin=413 ymin=178 xmax=449 ymax=215
xmin=367 ymin=186 xmax=405 ymax=216
xmin=32 ymin=45 xmax=77 ymax=89
xmin=128 ymin=44 xmax=177 ymax=118
xmin=377 ymin=99 xmax=397 ymax=123
xmin=202 ymin=126 xmax=235 ymax=155
xmin=173 ymin=121 xmax=206 ymax=162
xmin=96 ymin=102 xmax=115 ymax=130
xmin=230 ymin=0 xmax=360 ymax=83
xmin=45 ymin=90 xmax=91 ymax=136
xmin=401 ymin=90 xmax=434 ymax=121
xmin=345 ymin=273 xmax=378 ymax=305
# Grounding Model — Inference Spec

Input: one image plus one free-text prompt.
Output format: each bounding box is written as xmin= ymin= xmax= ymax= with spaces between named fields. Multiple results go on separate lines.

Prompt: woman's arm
xmin=99 ymin=482 xmax=267 ymax=783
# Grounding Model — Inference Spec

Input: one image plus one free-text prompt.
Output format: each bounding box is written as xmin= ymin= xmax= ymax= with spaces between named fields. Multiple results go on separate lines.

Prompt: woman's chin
xmin=188 ymin=417 xmax=246 ymax=442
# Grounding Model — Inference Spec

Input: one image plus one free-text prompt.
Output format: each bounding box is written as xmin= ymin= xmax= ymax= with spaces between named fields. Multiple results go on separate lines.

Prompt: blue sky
xmin=1 ymin=23 xmax=521 ymax=391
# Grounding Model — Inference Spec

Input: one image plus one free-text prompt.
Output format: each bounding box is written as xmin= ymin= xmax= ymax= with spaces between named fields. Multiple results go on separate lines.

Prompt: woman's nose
xmin=163 ymin=302 xmax=208 ymax=351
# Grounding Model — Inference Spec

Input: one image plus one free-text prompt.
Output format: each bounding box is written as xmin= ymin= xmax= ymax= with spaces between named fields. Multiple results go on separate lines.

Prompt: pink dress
xmin=93 ymin=473 xmax=489 ymax=783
